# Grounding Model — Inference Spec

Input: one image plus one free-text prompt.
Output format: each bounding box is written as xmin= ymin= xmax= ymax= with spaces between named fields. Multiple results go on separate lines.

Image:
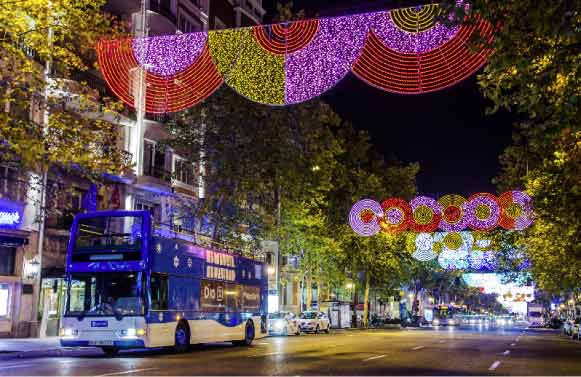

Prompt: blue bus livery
xmin=59 ymin=210 xmax=268 ymax=355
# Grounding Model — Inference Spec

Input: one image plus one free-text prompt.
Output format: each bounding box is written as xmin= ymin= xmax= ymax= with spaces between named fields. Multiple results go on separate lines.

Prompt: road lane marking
xmin=489 ymin=361 xmax=501 ymax=371
xmin=502 ymin=350 xmax=510 ymax=356
xmin=60 ymin=360 xmax=75 ymax=364
xmin=363 ymin=354 xmax=387 ymax=362
xmin=248 ymin=352 xmax=280 ymax=357
xmin=0 ymin=363 xmax=34 ymax=370
xmin=510 ymin=343 xmax=516 ymax=347
xmin=94 ymin=368 xmax=159 ymax=377
xmin=438 ymin=340 xmax=446 ymax=343
xmin=258 ymin=342 xmax=269 ymax=345
xmin=411 ymin=346 xmax=425 ymax=350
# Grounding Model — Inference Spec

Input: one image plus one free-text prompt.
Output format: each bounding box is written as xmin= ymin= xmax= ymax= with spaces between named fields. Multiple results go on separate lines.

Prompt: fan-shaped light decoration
xmin=379 ymin=198 xmax=412 ymax=232
xmin=352 ymin=6 xmax=494 ymax=94
xmin=96 ymin=3 xmax=494 ymax=112
xmin=410 ymin=196 xmax=442 ymax=232
xmin=438 ymin=194 xmax=468 ymax=231
xmin=465 ymin=193 xmax=500 ymax=231
xmin=472 ymin=231 xmax=493 ymax=251
xmin=412 ymin=249 xmax=437 ymax=262
xmin=97 ymin=34 xmax=223 ymax=113
xmin=497 ymin=191 xmax=534 ymax=230
xmin=348 ymin=199 xmax=383 ymax=237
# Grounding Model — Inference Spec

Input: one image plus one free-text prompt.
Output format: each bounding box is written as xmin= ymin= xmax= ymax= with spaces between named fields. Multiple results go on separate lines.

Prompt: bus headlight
xmin=433 ymin=319 xmax=440 ymax=326
xmin=448 ymin=319 xmax=455 ymax=325
xmin=126 ymin=328 xmax=136 ymax=337
xmin=60 ymin=328 xmax=77 ymax=337
xmin=273 ymin=321 xmax=285 ymax=330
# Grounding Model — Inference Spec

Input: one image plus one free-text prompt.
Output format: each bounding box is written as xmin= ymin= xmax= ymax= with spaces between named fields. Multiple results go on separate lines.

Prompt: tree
xmin=0 ymin=0 xmax=131 ymax=213
xmin=444 ymin=0 xmax=581 ymax=292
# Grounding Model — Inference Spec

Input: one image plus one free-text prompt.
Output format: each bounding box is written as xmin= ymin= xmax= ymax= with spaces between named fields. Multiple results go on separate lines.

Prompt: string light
xmin=209 ymin=28 xmax=286 ymax=105
xmin=465 ymin=193 xmax=500 ymax=231
xmin=497 ymin=191 xmax=534 ymax=230
xmin=410 ymin=196 xmax=442 ymax=232
xmin=438 ymin=194 xmax=468 ymax=231
xmin=379 ymin=198 xmax=412 ymax=232
xmin=348 ymin=199 xmax=383 ymax=237
xmin=96 ymin=4 xmax=494 ymax=112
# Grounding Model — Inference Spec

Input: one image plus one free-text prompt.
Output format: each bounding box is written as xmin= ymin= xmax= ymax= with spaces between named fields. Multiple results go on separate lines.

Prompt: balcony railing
xmin=143 ymin=165 xmax=171 ymax=182
xmin=150 ymin=0 xmax=177 ymax=25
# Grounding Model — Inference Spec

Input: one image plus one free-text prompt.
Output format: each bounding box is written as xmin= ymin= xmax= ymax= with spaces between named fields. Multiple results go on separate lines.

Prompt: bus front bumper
xmin=60 ymin=338 xmax=145 ymax=349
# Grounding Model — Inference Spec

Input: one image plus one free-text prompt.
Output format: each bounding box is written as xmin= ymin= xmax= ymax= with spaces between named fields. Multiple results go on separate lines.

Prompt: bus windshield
xmin=75 ymin=216 xmax=143 ymax=251
xmin=65 ymin=272 xmax=143 ymax=317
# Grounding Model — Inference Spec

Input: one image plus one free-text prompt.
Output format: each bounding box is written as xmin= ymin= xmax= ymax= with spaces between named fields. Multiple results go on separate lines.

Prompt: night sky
xmin=262 ymin=0 xmax=516 ymax=197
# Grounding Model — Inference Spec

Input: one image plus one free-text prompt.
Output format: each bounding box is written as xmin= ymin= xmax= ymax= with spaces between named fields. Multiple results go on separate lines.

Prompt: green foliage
xmin=0 ymin=0 xmax=130 ymax=178
xmin=443 ymin=0 xmax=580 ymax=292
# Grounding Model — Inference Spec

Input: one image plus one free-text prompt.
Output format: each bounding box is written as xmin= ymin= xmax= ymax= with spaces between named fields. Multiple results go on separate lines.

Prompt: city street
xmin=0 ymin=327 xmax=580 ymax=376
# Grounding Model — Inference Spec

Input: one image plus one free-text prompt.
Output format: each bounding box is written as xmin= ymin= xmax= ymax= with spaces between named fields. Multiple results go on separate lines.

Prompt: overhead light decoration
xmin=410 ymin=196 xmax=442 ymax=233
xmin=412 ymin=233 xmax=437 ymax=261
xmin=348 ymin=199 xmax=383 ymax=237
xmin=349 ymin=192 xmax=534 ymax=236
xmin=96 ymin=3 xmax=493 ymax=112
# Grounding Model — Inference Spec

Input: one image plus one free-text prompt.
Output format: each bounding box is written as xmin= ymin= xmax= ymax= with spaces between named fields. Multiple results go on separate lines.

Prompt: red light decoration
xmin=380 ymin=198 xmax=412 ymax=232
xmin=253 ymin=20 xmax=320 ymax=55
xmin=96 ymin=39 xmax=223 ymax=114
xmin=352 ymin=17 xmax=494 ymax=94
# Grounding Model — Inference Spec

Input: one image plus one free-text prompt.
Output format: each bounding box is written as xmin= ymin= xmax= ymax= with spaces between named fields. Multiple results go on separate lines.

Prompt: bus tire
xmin=174 ymin=320 xmax=190 ymax=353
xmin=233 ymin=320 xmax=255 ymax=346
xmin=101 ymin=347 xmax=119 ymax=357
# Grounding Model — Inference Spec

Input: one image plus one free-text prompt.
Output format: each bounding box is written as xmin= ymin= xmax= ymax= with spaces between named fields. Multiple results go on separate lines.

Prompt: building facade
xmin=1 ymin=0 xmax=265 ymax=338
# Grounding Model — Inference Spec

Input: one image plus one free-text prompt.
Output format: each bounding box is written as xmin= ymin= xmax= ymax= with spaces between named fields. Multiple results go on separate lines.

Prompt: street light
xmin=346 ymin=283 xmax=354 ymax=289
xmin=267 ymin=266 xmax=276 ymax=275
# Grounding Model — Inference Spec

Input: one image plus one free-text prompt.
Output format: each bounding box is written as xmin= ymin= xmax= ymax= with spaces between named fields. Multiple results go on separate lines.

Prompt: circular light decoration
xmin=412 ymin=233 xmax=437 ymax=261
xmin=497 ymin=191 xmax=534 ymax=230
xmin=438 ymin=194 xmax=468 ymax=231
xmin=379 ymin=198 xmax=412 ymax=232
xmin=438 ymin=249 xmax=469 ymax=270
xmin=410 ymin=196 xmax=442 ymax=233
xmin=348 ymin=199 xmax=383 ymax=237
xmin=465 ymin=193 xmax=500 ymax=231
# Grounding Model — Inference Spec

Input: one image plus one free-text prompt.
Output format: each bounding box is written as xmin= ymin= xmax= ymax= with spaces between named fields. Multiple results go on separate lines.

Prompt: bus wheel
xmin=101 ymin=347 xmax=119 ymax=357
xmin=174 ymin=321 xmax=190 ymax=353
xmin=234 ymin=321 xmax=255 ymax=346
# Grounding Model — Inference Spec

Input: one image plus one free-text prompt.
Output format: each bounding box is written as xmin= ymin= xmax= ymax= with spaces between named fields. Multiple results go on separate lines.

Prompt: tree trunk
xmin=363 ymin=272 xmax=370 ymax=328
xmin=316 ymin=277 xmax=322 ymax=307
xmin=306 ymin=273 xmax=312 ymax=310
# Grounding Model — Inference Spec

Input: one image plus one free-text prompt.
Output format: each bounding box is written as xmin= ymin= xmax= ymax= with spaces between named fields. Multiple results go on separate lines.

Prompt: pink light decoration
xmin=132 ymin=33 xmax=208 ymax=76
xmin=465 ymin=193 xmax=500 ymax=231
xmin=349 ymin=199 xmax=383 ymax=237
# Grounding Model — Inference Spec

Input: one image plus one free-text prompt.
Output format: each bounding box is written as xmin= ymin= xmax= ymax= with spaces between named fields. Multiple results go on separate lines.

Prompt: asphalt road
xmin=1 ymin=326 xmax=580 ymax=376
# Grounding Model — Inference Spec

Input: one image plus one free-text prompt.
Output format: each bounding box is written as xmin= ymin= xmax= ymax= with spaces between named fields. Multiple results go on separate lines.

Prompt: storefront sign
xmin=23 ymin=256 xmax=41 ymax=281
xmin=0 ymin=199 xmax=23 ymax=228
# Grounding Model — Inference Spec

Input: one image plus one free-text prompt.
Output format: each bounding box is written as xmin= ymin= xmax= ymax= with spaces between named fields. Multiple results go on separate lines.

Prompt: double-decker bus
xmin=59 ymin=210 xmax=267 ymax=355
xmin=432 ymin=305 xmax=460 ymax=326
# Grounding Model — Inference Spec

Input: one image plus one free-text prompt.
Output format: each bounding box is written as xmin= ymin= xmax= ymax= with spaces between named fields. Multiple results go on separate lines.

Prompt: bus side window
xmin=150 ymin=273 xmax=168 ymax=310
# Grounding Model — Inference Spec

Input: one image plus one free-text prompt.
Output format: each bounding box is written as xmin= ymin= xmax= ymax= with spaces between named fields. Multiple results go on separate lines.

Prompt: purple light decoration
xmin=415 ymin=233 xmax=434 ymax=251
xmin=438 ymin=249 xmax=469 ymax=270
xmin=132 ymin=33 xmax=208 ymax=76
xmin=386 ymin=207 xmax=404 ymax=225
xmin=348 ymin=199 xmax=383 ymax=237
xmin=371 ymin=12 xmax=459 ymax=54
xmin=464 ymin=195 xmax=500 ymax=231
xmin=468 ymin=251 xmax=498 ymax=271
xmin=410 ymin=196 xmax=442 ymax=232
xmin=285 ymin=14 xmax=373 ymax=104
xmin=511 ymin=191 xmax=535 ymax=230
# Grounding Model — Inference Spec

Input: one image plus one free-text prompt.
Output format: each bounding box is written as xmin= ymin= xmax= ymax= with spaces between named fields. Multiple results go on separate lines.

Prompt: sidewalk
xmin=0 ymin=337 xmax=74 ymax=359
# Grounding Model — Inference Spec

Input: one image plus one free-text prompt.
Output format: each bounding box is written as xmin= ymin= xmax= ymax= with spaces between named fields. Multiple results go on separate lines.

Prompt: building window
xmin=174 ymin=158 xmax=195 ymax=186
xmin=0 ymin=247 xmax=16 ymax=276
xmin=0 ymin=165 xmax=21 ymax=202
xmin=0 ymin=284 xmax=9 ymax=317
xmin=143 ymin=140 xmax=168 ymax=181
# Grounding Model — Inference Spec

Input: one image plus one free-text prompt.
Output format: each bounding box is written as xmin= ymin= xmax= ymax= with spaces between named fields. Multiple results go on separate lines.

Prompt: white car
xmin=268 ymin=312 xmax=300 ymax=336
xmin=298 ymin=311 xmax=330 ymax=334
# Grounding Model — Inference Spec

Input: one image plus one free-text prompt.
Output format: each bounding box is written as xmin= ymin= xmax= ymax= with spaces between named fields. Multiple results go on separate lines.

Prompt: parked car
xmin=571 ymin=318 xmax=581 ymax=339
xmin=268 ymin=312 xmax=301 ymax=336
xmin=563 ymin=318 xmax=575 ymax=336
xmin=298 ymin=311 xmax=330 ymax=334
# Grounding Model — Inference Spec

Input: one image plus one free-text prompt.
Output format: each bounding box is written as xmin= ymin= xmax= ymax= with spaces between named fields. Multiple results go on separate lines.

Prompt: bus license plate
xmin=89 ymin=340 xmax=114 ymax=346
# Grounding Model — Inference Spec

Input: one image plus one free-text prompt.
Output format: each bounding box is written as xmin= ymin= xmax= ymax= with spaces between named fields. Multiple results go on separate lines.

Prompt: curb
xmin=0 ymin=347 xmax=96 ymax=361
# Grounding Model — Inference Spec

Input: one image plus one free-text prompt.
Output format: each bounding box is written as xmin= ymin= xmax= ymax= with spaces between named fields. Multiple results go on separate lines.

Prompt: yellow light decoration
xmin=413 ymin=205 xmax=434 ymax=225
xmin=443 ymin=232 xmax=463 ymax=250
xmin=475 ymin=204 xmax=491 ymax=220
xmin=208 ymin=28 xmax=285 ymax=105
xmin=390 ymin=4 xmax=441 ymax=33
xmin=506 ymin=203 xmax=524 ymax=219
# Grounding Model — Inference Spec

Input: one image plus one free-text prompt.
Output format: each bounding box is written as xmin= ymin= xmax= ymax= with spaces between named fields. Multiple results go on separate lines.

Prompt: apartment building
xmin=0 ymin=0 xmax=265 ymax=338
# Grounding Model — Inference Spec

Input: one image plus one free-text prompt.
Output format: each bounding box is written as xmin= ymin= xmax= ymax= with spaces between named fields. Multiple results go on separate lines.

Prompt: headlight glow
xmin=449 ymin=320 xmax=455 ymax=325
xmin=433 ymin=319 xmax=440 ymax=325
xmin=274 ymin=320 xmax=285 ymax=329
